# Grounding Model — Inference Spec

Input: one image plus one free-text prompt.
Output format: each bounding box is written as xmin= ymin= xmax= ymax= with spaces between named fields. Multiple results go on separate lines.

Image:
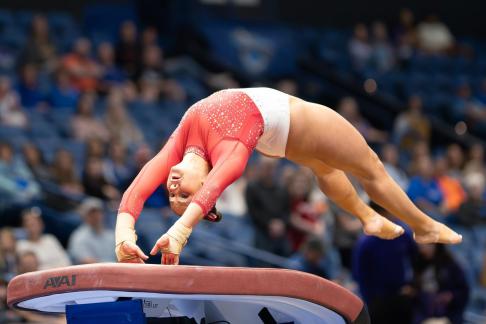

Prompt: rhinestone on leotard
xmin=171 ymin=90 xmax=264 ymax=214
xmin=184 ymin=146 xmax=208 ymax=160
xmin=184 ymin=90 xmax=264 ymax=151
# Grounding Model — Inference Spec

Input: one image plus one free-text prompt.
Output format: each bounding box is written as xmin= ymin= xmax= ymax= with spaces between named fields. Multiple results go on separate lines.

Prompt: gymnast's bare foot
xmin=362 ymin=213 xmax=405 ymax=240
xmin=413 ymin=221 xmax=462 ymax=244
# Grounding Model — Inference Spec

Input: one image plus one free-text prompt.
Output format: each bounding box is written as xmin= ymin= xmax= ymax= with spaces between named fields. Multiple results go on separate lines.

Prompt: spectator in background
xmin=408 ymin=140 xmax=431 ymax=175
xmin=104 ymin=90 xmax=144 ymax=146
xmin=275 ymin=79 xmax=299 ymax=97
xmin=137 ymin=45 xmax=186 ymax=102
xmin=370 ymin=21 xmax=395 ymax=72
xmin=133 ymin=143 xmax=152 ymax=170
xmin=16 ymin=251 xmax=38 ymax=275
xmin=205 ymin=71 xmax=240 ymax=92
xmin=49 ymin=68 xmax=80 ymax=110
xmin=19 ymin=14 xmax=57 ymax=73
xmin=22 ymin=142 xmax=50 ymax=181
xmin=0 ymin=228 xmax=17 ymax=282
xmin=407 ymin=156 xmax=445 ymax=219
xmin=467 ymin=103 xmax=486 ymax=136
xmin=280 ymin=164 xmax=297 ymax=188
xmin=62 ymin=38 xmax=101 ymax=92
xmin=464 ymin=143 xmax=485 ymax=176
xmin=17 ymin=63 xmax=44 ymax=109
xmin=116 ymin=21 xmax=141 ymax=79
xmin=216 ymin=177 xmax=248 ymax=218
xmin=120 ymin=79 xmax=138 ymax=103
xmin=97 ymin=42 xmax=126 ymax=93
xmin=353 ymin=203 xmax=416 ymax=324
xmin=482 ymin=255 xmax=486 ymax=287
xmin=103 ymin=141 xmax=133 ymax=191
xmin=82 ymin=156 xmax=120 ymax=201
xmin=457 ymin=172 xmax=486 ymax=227
xmin=245 ymin=157 xmax=291 ymax=257
xmin=139 ymin=72 xmax=161 ymax=103
xmin=434 ymin=156 xmax=465 ymax=215
xmin=287 ymin=168 xmax=325 ymax=251
xmin=71 ymin=92 xmax=110 ymax=142
xmin=332 ymin=204 xmax=362 ymax=271
xmin=137 ymin=44 xmax=164 ymax=78
xmin=0 ymin=229 xmax=15 ymax=321
xmin=68 ymin=198 xmax=116 ymax=264
xmin=381 ymin=143 xmax=409 ymax=190
xmin=0 ymin=45 xmax=16 ymax=73
xmin=395 ymin=9 xmax=416 ymax=44
xmin=16 ymin=208 xmax=71 ymax=270
xmin=0 ymin=277 xmax=7 ymax=322
xmin=0 ymin=76 xmax=27 ymax=128
xmin=450 ymin=83 xmax=482 ymax=123
xmin=0 ymin=141 xmax=40 ymax=204
xmin=349 ymin=23 xmax=372 ymax=71
xmin=394 ymin=95 xmax=431 ymax=159
xmin=338 ymin=97 xmax=388 ymax=144
xmin=446 ymin=144 xmax=465 ymax=179
xmin=288 ymin=238 xmax=332 ymax=279
xmin=416 ymin=15 xmax=455 ymax=54
xmin=141 ymin=26 xmax=159 ymax=48
xmin=394 ymin=8 xmax=417 ymax=68
xmin=49 ymin=148 xmax=84 ymax=196
xmin=413 ymin=244 xmax=469 ymax=324
xmin=86 ymin=137 xmax=106 ymax=159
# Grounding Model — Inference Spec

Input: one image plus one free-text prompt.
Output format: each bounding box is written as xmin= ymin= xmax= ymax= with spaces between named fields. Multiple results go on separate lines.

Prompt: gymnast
xmin=115 ymin=88 xmax=462 ymax=265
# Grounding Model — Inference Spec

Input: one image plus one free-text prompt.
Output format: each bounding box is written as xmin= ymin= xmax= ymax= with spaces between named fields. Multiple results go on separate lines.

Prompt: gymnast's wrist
xmin=115 ymin=229 xmax=137 ymax=247
xmin=179 ymin=202 xmax=205 ymax=228
xmin=116 ymin=212 xmax=137 ymax=246
xmin=167 ymin=221 xmax=193 ymax=247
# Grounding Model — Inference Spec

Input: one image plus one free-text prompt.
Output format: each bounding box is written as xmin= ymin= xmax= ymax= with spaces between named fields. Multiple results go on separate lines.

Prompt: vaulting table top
xmin=7 ymin=263 xmax=369 ymax=324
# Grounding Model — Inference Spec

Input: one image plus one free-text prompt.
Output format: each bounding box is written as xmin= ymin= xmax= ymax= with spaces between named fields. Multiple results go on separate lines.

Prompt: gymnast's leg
xmin=308 ymin=160 xmax=404 ymax=239
xmin=291 ymin=102 xmax=461 ymax=244
xmin=351 ymin=148 xmax=461 ymax=243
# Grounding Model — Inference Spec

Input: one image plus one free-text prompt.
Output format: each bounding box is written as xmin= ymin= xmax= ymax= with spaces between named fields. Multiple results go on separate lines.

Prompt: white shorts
xmin=235 ymin=87 xmax=291 ymax=158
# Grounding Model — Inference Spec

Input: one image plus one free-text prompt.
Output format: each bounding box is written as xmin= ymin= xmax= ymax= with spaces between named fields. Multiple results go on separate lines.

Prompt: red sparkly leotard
xmin=119 ymin=90 xmax=264 ymax=219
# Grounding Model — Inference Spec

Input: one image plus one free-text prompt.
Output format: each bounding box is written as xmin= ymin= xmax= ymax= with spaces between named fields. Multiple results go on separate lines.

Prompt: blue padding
xmin=66 ymin=299 xmax=146 ymax=324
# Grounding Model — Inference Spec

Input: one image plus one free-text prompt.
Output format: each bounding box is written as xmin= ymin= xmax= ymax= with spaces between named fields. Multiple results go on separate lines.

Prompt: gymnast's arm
xmin=115 ymin=136 xmax=182 ymax=262
xmin=152 ymin=140 xmax=251 ymax=264
xmin=182 ymin=139 xmax=251 ymax=227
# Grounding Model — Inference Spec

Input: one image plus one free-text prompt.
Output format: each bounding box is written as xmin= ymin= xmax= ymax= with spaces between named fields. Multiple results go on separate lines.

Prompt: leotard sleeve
xmin=191 ymin=139 xmax=251 ymax=215
xmin=119 ymin=136 xmax=183 ymax=220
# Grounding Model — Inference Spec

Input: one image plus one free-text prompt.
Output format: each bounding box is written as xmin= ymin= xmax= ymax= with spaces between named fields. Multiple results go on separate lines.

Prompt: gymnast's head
xmin=167 ymin=153 xmax=209 ymax=216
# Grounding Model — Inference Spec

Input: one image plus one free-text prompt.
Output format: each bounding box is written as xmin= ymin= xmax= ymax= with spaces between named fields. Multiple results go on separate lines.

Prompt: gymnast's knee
xmin=358 ymin=149 xmax=388 ymax=183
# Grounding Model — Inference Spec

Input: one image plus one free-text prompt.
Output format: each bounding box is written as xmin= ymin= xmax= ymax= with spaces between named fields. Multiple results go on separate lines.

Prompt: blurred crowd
xmin=0 ymin=8 xmax=484 ymax=324
xmin=348 ymin=10 xmax=458 ymax=73
xmin=346 ymin=9 xmax=486 ymax=137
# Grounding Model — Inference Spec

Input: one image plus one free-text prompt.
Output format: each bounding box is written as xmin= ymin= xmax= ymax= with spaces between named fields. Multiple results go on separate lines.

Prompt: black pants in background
xmin=369 ymin=295 xmax=414 ymax=324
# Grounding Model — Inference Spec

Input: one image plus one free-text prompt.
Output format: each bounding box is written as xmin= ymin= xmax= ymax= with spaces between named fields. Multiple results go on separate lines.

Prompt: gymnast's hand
xmin=150 ymin=222 xmax=192 ymax=265
xmin=115 ymin=212 xmax=149 ymax=263
xmin=116 ymin=241 xmax=148 ymax=263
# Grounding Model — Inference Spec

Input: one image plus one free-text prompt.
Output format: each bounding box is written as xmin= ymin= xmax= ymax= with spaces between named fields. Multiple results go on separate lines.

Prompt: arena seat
xmin=7 ymin=263 xmax=370 ymax=324
xmin=0 ymin=25 xmax=25 ymax=50
xmin=47 ymin=12 xmax=76 ymax=33
xmin=0 ymin=9 xmax=13 ymax=32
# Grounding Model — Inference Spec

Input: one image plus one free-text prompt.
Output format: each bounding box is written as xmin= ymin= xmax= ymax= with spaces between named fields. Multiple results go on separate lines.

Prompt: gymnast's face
xmin=167 ymin=163 xmax=206 ymax=215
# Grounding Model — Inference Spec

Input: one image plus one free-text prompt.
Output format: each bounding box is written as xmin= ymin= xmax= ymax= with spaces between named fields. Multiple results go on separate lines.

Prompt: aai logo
xmin=43 ymin=275 xmax=77 ymax=289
